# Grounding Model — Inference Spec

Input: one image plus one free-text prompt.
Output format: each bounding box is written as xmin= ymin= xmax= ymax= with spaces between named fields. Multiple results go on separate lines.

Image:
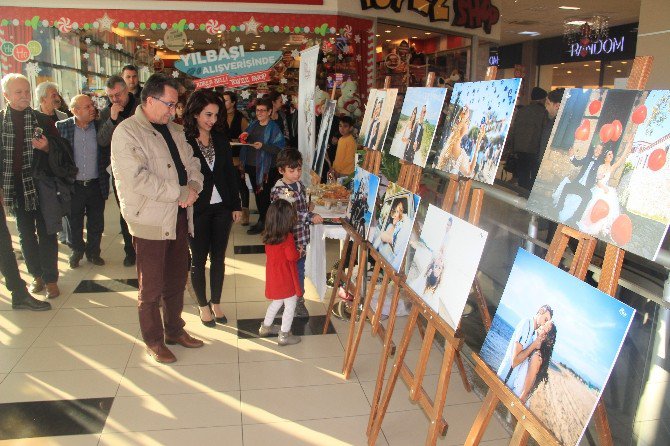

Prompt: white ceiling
xmin=498 ymin=0 xmax=641 ymax=44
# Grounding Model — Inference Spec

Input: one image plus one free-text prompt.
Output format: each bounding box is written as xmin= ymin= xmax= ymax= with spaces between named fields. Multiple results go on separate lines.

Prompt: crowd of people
xmin=1 ymin=67 xmax=359 ymax=363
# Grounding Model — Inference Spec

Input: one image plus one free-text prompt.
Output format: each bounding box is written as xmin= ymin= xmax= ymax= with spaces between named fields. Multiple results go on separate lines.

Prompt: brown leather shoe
xmin=165 ymin=332 xmax=204 ymax=348
xmin=146 ymin=343 xmax=177 ymax=364
xmin=29 ymin=277 xmax=45 ymax=294
xmin=46 ymin=282 xmax=60 ymax=299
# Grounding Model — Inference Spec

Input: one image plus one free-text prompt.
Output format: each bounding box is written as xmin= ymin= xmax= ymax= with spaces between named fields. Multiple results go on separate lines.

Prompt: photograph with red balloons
xmin=528 ymin=88 xmax=670 ymax=260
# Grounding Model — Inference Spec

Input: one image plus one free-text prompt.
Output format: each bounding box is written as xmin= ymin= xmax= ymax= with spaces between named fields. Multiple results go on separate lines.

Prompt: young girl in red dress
xmin=259 ymin=199 xmax=302 ymax=345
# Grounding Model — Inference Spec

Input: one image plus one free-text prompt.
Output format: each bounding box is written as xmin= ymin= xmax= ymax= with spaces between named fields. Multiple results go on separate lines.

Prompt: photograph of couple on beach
xmin=388 ymin=87 xmax=447 ymax=167
xmin=367 ymin=182 xmax=420 ymax=272
xmin=405 ymin=204 xmax=487 ymax=330
xmin=434 ymin=78 xmax=521 ymax=184
xmin=346 ymin=167 xmax=381 ymax=238
xmin=527 ymin=88 xmax=670 ymax=261
xmin=358 ymin=88 xmax=398 ymax=151
xmin=480 ymin=248 xmax=635 ymax=446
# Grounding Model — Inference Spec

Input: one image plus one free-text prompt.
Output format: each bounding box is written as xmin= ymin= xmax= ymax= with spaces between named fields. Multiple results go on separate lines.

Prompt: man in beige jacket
xmin=111 ymin=73 xmax=204 ymax=364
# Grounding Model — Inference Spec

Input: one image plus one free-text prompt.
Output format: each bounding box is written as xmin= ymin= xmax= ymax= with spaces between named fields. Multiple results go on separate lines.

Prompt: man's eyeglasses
xmin=152 ymin=96 xmax=177 ymax=110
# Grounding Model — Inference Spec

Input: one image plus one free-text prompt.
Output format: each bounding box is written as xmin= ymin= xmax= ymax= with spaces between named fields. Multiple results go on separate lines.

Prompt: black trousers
xmin=70 ymin=180 xmax=106 ymax=257
xmin=244 ymin=164 xmax=279 ymax=225
xmin=0 ymin=203 xmax=25 ymax=293
xmin=189 ymin=203 xmax=233 ymax=306
xmin=515 ymin=152 xmax=538 ymax=191
xmin=238 ymin=171 xmax=250 ymax=209
xmin=13 ymin=198 xmax=58 ymax=283
xmin=112 ymin=176 xmax=136 ymax=258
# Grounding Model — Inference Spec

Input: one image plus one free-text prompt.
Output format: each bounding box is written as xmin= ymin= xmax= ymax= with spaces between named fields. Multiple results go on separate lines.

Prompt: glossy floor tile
xmin=236 ymin=314 xmax=336 ymax=339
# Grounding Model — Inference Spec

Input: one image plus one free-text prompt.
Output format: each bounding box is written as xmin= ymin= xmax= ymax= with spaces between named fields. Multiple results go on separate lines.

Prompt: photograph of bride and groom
xmin=480 ymin=249 xmax=634 ymax=446
xmin=527 ymin=88 xmax=670 ymax=260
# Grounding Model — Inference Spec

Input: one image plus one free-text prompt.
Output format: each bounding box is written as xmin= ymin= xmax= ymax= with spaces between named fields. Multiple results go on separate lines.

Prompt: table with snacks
xmin=305 ymin=183 xmax=350 ymax=301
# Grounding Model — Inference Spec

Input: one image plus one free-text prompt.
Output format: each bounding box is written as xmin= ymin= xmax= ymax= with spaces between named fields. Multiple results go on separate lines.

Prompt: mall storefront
xmin=0 ymin=1 xmax=500 ymax=111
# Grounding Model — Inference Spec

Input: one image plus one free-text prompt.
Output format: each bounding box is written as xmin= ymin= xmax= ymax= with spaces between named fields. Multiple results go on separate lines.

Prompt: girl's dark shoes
xmin=199 ymin=306 xmax=216 ymax=327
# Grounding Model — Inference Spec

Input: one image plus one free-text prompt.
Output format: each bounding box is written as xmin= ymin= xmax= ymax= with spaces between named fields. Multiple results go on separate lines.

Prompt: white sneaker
xmin=259 ymin=323 xmax=280 ymax=337
xmin=278 ymin=331 xmax=301 ymax=346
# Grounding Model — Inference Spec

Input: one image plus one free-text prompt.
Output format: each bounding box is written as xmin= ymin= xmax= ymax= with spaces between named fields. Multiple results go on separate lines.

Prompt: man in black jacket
xmin=98 ymin=75 xmax=137 ymax=266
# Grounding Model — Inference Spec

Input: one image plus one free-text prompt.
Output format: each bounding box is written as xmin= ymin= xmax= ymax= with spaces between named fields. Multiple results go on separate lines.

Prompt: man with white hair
xmin=0 ymin=73 xmax=74 ymax=299
xmin=36 ymin=81 xmax=67 ymax=125
xmin=56 ymin=95 xmax=110 ymax=268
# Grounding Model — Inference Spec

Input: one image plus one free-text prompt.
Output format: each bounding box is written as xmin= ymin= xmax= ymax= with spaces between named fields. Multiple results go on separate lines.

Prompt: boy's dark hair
xmin=262 ymin=199 xmax=297 ymax=245
xmin=276 ymin=148 xmax=302 ymax=170
xmin=140 ymin=73 xmax=180 ymax=104
xmin=339 ymin=115 xmax=355 ymax=127
xmin=547 ymin=88 xmax=565 ymax=104
xmin=255 ymin=98 xmax=273 ymax=111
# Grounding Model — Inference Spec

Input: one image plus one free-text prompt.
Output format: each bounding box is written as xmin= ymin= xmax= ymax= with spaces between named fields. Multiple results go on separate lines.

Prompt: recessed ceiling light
xmin=559 ymin=6 xmax=581 ymax=10
xmin=596 ymin=68 xmax=601 ymax=71
xmin=424 ymin=32 xmax=431 ymax=35
xmin=583 ymin=64 xmax=589 ymax=67
xmin=385 ymin=30 xmax=391 ymax=33
xmin=518 ymin=31 xmax=540 ymax=36
xmin=566 ymin=20 xmax=586 ymax=25
xmin=621 ymin=61 xmax=628 ymax=64
xmin=375 ymin=34 xmax=380 ymax=37
xmin=139 ymin=34 xmax=145 ymax=37
xmin=607 ymin=65 xmax=613 ymax=68
xmin=396 ymin=25 xmax=400 ymax=28
xmin=411 ymin=36 xmax=418 ymax=39
xmin=145 ymin=38 xmax=150 ymax=41
xmin=553 ymin=66 xmax=558 ymax=69
xmin=617 ymin=69 xmax=622 ymax=73
xmin=255 ymin=35 xmax=260 ymax=38
xmin=385 ymin=39 xmax=391 ymax=42
xmin=560 ymin=62 xmax=565 ymax=65
xmin=567 ymin=70 xmax=573 ymax=74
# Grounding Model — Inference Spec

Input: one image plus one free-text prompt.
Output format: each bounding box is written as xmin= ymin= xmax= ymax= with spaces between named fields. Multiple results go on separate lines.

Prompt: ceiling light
xmin=565 ymin=20 xmax=587 ymax=26
xmin=617 ymin=69 xmax=622 ymax=73
xmin=385 ymin=30 xmax=391 ymax=33
xmin=255 ymin=35 xmax=260 ymax=38
xmin=396 ymin=25 xmax=400 ymax=28
xmin=385 ymin=39 xmax=391 ymax=42
xmin=145 ymin=38 xmax=151 ymax=41
xmin=621 ymin=61 xmax=628 ymax=64
xmin=596 ymin=68 xmax=601 ymax=71
xmin=567 ymin=70 xmax=573 ymax=74
xmin=411 ymin=36 xmax=418 ymax=39
xmin=583 ymin=64 xmax=589 ymax=67
xmin=424 ymin=32 xmax=431 ymax=35
xmin=375 ymin=34 xmax=380 ymax=37
xmin=518 ymin=31 xmax=540 ymax=36
xmin=607 ymin=65 xmax=613 ymax=68
xmin=559 ymin=6 xmax=581 ymax=10
xmin=139 ymin=34 xmax=145 ymax=37
xmin=553 ymin=66 xmax=558 ymax=69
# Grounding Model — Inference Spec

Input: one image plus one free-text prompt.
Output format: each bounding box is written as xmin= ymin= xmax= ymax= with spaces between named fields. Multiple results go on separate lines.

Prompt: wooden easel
xmin=464 ymin=55 xmax=654 ymax=446
xmin=365 ymin=175 xmax=485 ymax=446
xmin=322 ymin=77 xmax=388 ymax=335
xmin=339 ymin=73 xmax=437 ymax=380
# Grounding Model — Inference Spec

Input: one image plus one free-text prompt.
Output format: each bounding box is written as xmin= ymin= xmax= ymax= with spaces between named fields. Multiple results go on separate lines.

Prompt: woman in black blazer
xmin=184 ymin=89 xmax=242 ymax=327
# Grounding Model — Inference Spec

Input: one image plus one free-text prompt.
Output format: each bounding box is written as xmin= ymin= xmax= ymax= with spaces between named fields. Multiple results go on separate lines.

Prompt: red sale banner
xmin=194 ymin=70 xmax=272 ymax=89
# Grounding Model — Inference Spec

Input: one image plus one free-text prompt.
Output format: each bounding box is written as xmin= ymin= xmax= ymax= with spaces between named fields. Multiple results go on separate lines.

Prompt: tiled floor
xmin=0 ymin=202 xmax=511 ymax=445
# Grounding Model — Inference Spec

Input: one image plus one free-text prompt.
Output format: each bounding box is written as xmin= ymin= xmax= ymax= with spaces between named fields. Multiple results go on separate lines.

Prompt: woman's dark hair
xmin=183 ymin=89 xmax=226 ymax=140
xmin=262 ymin=199 xmax=297 ymax=245
xmin=223 ymin=90 xmax=238 ymax=104
xmin=276 ymin=148 xmax=302 ymax=170
xmin=267 ymin=90 xmax=283 ymax=104
xmin=255 ymin=98 xmax=273 ymax=112
xmin=530 ymin=324 xmax=558 ymax=395
xmin=140 ymin=73 xmax=180 ymax=104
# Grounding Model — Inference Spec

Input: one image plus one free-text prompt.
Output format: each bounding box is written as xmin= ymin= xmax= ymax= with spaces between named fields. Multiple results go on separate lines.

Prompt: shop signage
xmin=452 ymin=0 xmax=500 ymax=34
xmin=175 ymin=45 xmax=282 ymax=88
xmin=359 ymin=0 xmax=449 ymax=23
xmin=488 ymin=54 xmax=499 ymax=66
xmin=569 ymin=36 xmax=625 ymax=58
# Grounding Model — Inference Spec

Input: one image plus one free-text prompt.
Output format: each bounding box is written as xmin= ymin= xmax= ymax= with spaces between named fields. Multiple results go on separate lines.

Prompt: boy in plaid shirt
xmin=271 ymin=149 xmax=323 ymax=317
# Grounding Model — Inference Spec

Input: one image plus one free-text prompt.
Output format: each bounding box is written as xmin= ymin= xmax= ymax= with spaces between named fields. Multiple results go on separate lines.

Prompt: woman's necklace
xmin=198 ymin=134 xmax=215 ymax=165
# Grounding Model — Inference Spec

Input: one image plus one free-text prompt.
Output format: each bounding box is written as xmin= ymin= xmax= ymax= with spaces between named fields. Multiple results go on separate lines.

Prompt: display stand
xmin=322 ymin=77 xmax=389 ymax=334
xmin=339 ymin=73 xmax=436 ymax=379
xmin=463 ymin=55 xmax=654 ymax=446
xmin=365 ymin=175 xmax=484 ymax=446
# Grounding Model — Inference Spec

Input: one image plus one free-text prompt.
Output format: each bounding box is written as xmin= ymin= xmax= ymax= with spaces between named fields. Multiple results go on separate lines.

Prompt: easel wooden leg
xmin=342 ymin=247 xmax=368 ymax=377
xmin=464 ymin=390 xmax=499 ymax=446
xmin=454 ymin=349 xmax=473 ymax=393
xmin=366 ymin=285 xmax=403 ymax=434
xmin=425 ymin=340 xmax=456 ymax=445
xmin=343 ymin=261 xmax=381 ymax=378
xmin=509 ymin=424 xmax=530 ymax=446
xmin=323 ymin=234 xmax=352 ymax=334
xmin=368 ymin=305 xmax=420 ymax=443
xmin=594 ymin=401 xmax=614 ymax=446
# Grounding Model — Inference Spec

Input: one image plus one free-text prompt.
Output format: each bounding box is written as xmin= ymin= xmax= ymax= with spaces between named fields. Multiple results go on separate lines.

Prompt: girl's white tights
xmin=263 ymin=295 xmax=298 ymax=333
